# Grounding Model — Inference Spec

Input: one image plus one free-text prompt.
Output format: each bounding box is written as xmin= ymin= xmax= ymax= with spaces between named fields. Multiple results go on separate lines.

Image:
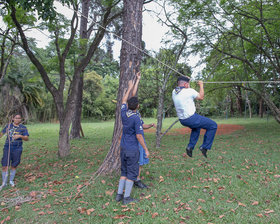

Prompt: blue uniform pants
xmin=180 ymin=113 xmax=217 ymax=150
xmin=1 ymin=146 xmax=23 ymax=167
xmin=120 ymin=148 xmax=140 ymax=181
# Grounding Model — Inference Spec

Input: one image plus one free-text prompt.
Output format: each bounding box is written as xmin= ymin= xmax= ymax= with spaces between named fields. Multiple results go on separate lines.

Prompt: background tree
xmin=70 ymin=0 xmax=122 ymax=139
xmin=3 ymin=0 xmax=122 ymax=157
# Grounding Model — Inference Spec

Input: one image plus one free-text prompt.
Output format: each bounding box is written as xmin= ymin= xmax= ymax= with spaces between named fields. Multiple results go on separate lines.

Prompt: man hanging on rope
xmin=131 ymin=72 xmax=155 ymax=189
xmin=172 ymin=76 xmax=217 ymax=158
xmin=116 ymin=79 xmax=150 ymax=204
xmin=0 ymin=114 xmax=29 ymax=190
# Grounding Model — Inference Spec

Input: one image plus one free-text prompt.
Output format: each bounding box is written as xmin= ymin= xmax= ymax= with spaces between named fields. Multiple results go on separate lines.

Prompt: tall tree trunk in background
xmin=155 ymin=87 xmax=164 ymax=148
xmin=70 ymin=0 xmax=90 ymax=139
xmin=155 ymin=40 xmax=187 ymax=148
xmin=236 ymin=86 xmax=243 ymax=115
xmin=96 ymin=0 xmax=143 ymax=175
xmin=245 ymin=89 xmax=252 ymax=118
xmin=259 ymin=98 xmax=264 ymax=118
xmin=230 ymin=96 xmax=234 ymax=116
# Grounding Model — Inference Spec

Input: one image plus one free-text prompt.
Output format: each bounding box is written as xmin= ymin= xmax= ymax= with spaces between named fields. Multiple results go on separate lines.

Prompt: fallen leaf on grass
xmin=77 ymin=207 xmax=87 ymax=214
xmin=256 ymin=214 xmax=263 ymax=218
xmin=219 ymin=215 xmax=225 ymax=218
xmin=159 ymin=176 xmax=164 ymax=183
xmin=29 ymin=191 xmax=37 ymax=198
xmin=86 ymin=208 xmax=95 ymax=215
xmin=0 ymin=216 xmax=10 ymax=224
xmin=105 ymin=190 xmax=114 ymax=196
xmin=47 ymin=211 xmax=54 ymax=214
xmin=38 ymin=211 xmax=46 ymax=215
xmin=152 ymin=212 xmax=158 ymax=218
xmin=213 ymin=178 xmax=220 ymax=183
xmin=113 ymin=214 xmax=131 ymax=219
xmin=264 ymin=210 xmax=274 ymax=214
xmin=251 ymin=201 xmax=259 ymax=205
xmin=144 ymin=194 xmax=151 ymax=199
xmin=238 ymin=202 xmax=246 ymax=207
xmin=122 ymin=208 xmax=134 ymax=212
xmin=274 ymin=175 xmax=280 ymax=178
xmin=29 ymin=200 xmax=40 ymax=205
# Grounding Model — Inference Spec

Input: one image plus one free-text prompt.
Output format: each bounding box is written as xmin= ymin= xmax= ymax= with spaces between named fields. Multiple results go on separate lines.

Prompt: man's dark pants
xmin=180 ymin=113 xmax=217 ymax=150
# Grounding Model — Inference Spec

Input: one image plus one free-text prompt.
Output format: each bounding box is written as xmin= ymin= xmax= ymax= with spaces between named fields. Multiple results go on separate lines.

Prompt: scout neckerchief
xmin=126 ymin=110 xmax=136 ymax=118
xmin=174 ymin=86 xmax=186 ymax=94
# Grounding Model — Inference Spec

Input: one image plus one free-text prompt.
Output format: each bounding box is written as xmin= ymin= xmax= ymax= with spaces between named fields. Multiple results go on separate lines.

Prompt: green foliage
xmin=9 ymin=0 xmax=72 ymax=21
xmin=82 ymin=71 xmax=117 ymax=120
xmin=2 ymin=4 xmax=36 ymax=28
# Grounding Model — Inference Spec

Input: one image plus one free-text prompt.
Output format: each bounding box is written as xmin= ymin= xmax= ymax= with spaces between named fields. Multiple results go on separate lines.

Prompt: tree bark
xmin=96 ymin=0 xmax=144 ymax=175
xmin=259 ymin=98 xmax=264 ymax=118
xmin=235 ymin=86 xmax=243 ymax=115
xmin=155 ymin=87 xmax=164 ymax=148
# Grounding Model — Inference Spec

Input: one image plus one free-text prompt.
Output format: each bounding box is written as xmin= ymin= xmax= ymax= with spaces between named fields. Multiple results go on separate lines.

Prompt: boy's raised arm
xmin=131 ymin=72 xmax=141 ymax=97
xmin=122 ymin=80 xmax=134 ymax=104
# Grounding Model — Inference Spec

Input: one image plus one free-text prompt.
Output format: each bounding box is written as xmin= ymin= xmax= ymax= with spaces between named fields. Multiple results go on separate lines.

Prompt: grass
xmin=0 ymin=117 xmax=279 ymax=223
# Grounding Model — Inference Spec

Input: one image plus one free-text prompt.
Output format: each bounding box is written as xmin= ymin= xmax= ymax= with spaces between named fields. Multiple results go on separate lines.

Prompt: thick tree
xmin=96 ymin=0 xmax=144 ymax=175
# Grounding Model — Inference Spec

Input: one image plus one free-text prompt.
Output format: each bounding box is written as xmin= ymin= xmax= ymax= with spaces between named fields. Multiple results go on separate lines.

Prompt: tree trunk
xmin=235 ymin=86 xmax=243 ymax=115
xmin=70 ymin=76 xmax=84 ymax=139
xmin=261 ymin=93 xmax=280 ymax=124
xmin=70 ymin=0 xmax=90 ymax=139
xmin=58 ymin=121 xmax=71 ymax=157
xmin=96 ymin=0 xmax=143 ymax=175
xmin=245 ymin=90 xmax=252 ymax=118
xmin=156 ymin=88 xmax=164 ymax=148
xmin=259 ymin=98 xmax=264 ymax=118
xmin=230 ymin=96 xmax=234 ymax=116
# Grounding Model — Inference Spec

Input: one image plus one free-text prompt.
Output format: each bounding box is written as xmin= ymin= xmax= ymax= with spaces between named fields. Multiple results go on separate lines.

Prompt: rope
xmin=203 ymin=80 xmax=280 ymax=84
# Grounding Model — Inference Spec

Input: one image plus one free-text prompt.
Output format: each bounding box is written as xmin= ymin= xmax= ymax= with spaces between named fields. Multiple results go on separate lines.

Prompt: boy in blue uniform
xmin=131 ymin=72 xmax=155 ymax=188
xmin=116 ymin=78 xmax=150 ymax=205
xmin=0 ymin=114 xmax=29 ymax=190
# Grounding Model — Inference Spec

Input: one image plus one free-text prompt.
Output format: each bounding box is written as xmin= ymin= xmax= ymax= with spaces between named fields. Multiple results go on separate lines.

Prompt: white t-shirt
xmin=172 ymin=87 xmax=199 ymax=119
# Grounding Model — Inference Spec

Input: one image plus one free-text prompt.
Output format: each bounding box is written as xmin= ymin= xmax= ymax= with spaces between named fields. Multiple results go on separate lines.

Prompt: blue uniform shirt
xmin=120 ymin=104 xmax=143 ymax=151
xmin=2 ymin=123 xmax=29 ymax=148
xmin=136 ymin=110 xmax=145 ymax=137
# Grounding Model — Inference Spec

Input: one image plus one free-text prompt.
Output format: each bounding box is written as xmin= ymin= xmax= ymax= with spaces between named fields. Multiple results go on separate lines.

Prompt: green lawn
xmin=0 ymin=118 xmax=279 ymax=223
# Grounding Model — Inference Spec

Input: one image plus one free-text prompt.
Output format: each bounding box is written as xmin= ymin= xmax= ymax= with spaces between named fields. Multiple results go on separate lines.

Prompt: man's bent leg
xmin=188 ymin=128 xmax=201 ymax=149
xmin=199 ymin=116 xmax=217 ymax=150
xmin=180 ymin=116 xmax=201 ymax=149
